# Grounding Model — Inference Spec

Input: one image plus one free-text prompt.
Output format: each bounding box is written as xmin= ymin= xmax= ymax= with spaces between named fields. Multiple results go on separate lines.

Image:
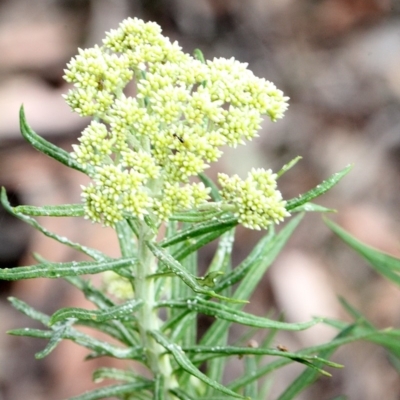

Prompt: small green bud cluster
xmin=65 ymin=17 xmax=289 ymax=228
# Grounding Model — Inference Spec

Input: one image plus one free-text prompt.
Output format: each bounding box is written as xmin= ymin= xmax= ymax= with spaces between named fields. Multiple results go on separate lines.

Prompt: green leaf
xmin=13 ymin=203 xmax=85 ymax=217
xmin=213 ymin=228 xmax=275 ymax=293
xmin=198 ymin=172 xmax=222 ymax=201
xmin=8 ymin=297 xmax=50 ymax=325
xmin=8 ymin=328 xmax=52 ymax=339
xmin=64 ymin=276 xmax=139 ymax=347
xmin=276 ymin=156 xmax=302 ymax=178
xmin=146 ymin=241 xmax=244 ymax=303
xmin=9 ymin=325 xmax=144 ymax=360
xmin=50 ymin=299 xmax=143 ymax=325
xmin=157 ymin=298 xmax=320 ymax=331
xmin=0 ymin=257 xmax=137 ymax=280
xmin=115 ymin=220 xmax=137 ymax=258
xmin=154 ymin=374 xmax=165 ymax=400
xmin=169 ymin=388 xmax=197 ymax=400
xmin=199 ymin=215 xmax=304 ymax=351
xmin=326 ymin=218 xmax=400 ymax=284
xmin=182 ymin=345 xmax=341 ymax=370
xmin=290 ymin=202 xmax=336 ymax=213
xmin=149 ymin=330 xmax=246 ymax=399
xmin=68 ymin=381 xmax=153 ymax=400
xmin=286 ymin=165 xmax=352 ymax=211
xmin=160 ymin=216 xmax=237 ymax=249
xmin=1 ymin=187 xmax=107 ymax=261
xmin=244 ymin=355 xmax=257 ymax=398
xmin=93 ymin=367 xmax=150 ymax=383
xmin=172 ymin=226 xmax=234 ymax=262
xmin=35 ymin=321 xmax=71 ymax=359
xmin=170 ymin=210 xmax=225 ymax=223
xmin=276 ymin=323 xmax=354 ymax=400
xmin=228 ymin=321 xmax=389 ymax=392
xmin=19 ymin=105 xmax=88 ymax=174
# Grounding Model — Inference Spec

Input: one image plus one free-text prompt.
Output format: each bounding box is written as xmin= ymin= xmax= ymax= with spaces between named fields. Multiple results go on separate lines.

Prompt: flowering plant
xmin=0 ymin=17 xmax=382 ymax=400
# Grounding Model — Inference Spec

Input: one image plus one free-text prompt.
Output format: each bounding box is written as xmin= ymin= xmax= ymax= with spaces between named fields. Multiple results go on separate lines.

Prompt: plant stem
xmin=135 ymin=221 xmax=177 ymax=398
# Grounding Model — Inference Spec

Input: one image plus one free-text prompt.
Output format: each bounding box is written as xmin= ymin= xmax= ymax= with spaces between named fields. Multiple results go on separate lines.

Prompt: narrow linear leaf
xmin=199 ymin=215 xmax=303 ymax=352
xmin=277 ymin=156 xmax=302 ymax=178
xmin=9 ymin=325 xmax=144 ymax=360
xmin=147 ymin=241 xmax=244 ymax=303
xmin=158 ymin=298 xmax=320 ymax=331
xmin=0 ymin=257 xmax=137 ymax=280
xmin=198 ymin=172 xmax=222 ymax=201
xmin=8 ymin=328 xmax=52 ymax=339
xmin=172 ymin=226 xmax=234 ymax=262
xmin=8 ymin=297 xmax=50 ymax=325
xmin=115 ymin=220 xmax=137 ymax=258
xmin=290 ymin=202 xmax=336 ymax=213
xmin=154 ymin=374 xmax=165 ymax=400
xmin=149 ymin=330 xmax=246 ymax=399
xmin=160 ymin=216 xmax=237 ymax=249
xmin=213 ymin=228 xmax=275 ymax=293
xmin=286 ymin=165 xmax=352 ymax=211
xmin=14 ymin=203 xmax=85 ymax=217
xmin=276 ymin=323 xmax=355 ymax=400
xmin=50 ymin=299 xmax=143 ymax=325
xmin=35 ymin=322 xmax=71 ymax=359
xmin=181 ymin=345 xmax=342 ymax=369
xmin=170 ymin=210 xmax=225 ymax=223
xmin=93 ymin=367 xmax=150 ymax=383
xmin=20 ymin=105 xmax=88 ymax=174
xmin=169 ymin=388 xmax=197 ymax=400
xmin=244 ymin=356 xmax=257 ymax=398
xmin=326 ymin=218 xmax=400 ymax=283
xmin=228 ymin=322 xmax=390 ymax=391
xmin=64 ymin=276 xmax=139 ymax=347
xmin=68 ymin=381 xmax=153 ymax=400
xmin=62 ymin=326 xmax=144 ymax=360
xmin=1 ymin=187 xmax=106 ymax=261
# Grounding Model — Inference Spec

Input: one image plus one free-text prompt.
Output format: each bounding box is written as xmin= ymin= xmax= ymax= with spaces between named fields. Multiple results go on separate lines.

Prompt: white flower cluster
xmin=65 ymin=17 xmax=289 ymax=228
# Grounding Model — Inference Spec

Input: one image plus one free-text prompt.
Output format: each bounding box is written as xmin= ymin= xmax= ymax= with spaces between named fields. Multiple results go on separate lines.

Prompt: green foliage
xmin=3 ymin=22 xmax=399 ymax=398
xmin=0 ymin=109 xmax=361 ymax=400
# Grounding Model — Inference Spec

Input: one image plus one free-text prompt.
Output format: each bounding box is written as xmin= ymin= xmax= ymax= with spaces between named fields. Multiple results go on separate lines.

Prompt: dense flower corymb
xmin=65 ymin=17 xmax=289 ymax=229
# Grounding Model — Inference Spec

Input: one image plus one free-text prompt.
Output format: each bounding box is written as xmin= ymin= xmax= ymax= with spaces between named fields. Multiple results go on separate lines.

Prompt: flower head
xmin=65 ymin=17 xmax=289 ymax=229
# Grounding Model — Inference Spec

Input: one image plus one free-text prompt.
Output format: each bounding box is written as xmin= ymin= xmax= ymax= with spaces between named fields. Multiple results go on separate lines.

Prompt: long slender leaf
xmin=276 ymin=322 xmax=355 ymax=400
xmin=8 ymin=297 xmax=50 ymax=325
xmin=326 ymin=218 xmax=400 ymax=284
xmin=1 ymin=187 xmax=107 ymax=261
xmin=146 ymin=241 xmax=244 ymax=303
xmin=172 ymin=226 xmax=234 ymax=262
xmin=228 ymin=322 xmax=394 ymax=391
xmin=244 ymin=356 xmax=257 ymax=398
xmin=149 ymin=330 xmax=246 ymax=399
xmin=13 ymin=203 xmax=85 ymax=217
xmin=64 ymin=276 xmax=139 ymax=347
xmin=68 ymin=381 xmax=153 ymax=400
xmin=93 ymin=367 xmax=150 ymax=383
xmin=115 ymin=220 xmax=137 ymax=258
xmin=0 ymin=257 xmax=137 ymax=280
xmin=160 ymin=216 xmax=237 ymax=249
xmin=182 ymin=345 xmax=341 ymax=369
xmin=158 ymin=298 xmax=320 ymax=331
xmin=19 ymin=105 xmax=88 ymax=174
xmin=198 ymin=172 xmax=222 ymax=201
xmin=286 ymin=165 xmax=352 ymax=211
xmin=50 ymin=299 xmax=143 ymax=325
xmin=35 ymin=321 xmax=71 ymax=359
xmin=199 ymin=215 xmax=304 ymax=351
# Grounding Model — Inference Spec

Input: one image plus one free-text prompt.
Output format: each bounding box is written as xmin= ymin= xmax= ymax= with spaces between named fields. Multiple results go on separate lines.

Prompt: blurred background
xmin=0 ymin=0 xmax=400 ymax=399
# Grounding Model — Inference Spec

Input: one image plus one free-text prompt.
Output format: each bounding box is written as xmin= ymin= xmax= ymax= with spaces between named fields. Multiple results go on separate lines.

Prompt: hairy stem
xmin=135 ymin=221 xmax=177 ymax=398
